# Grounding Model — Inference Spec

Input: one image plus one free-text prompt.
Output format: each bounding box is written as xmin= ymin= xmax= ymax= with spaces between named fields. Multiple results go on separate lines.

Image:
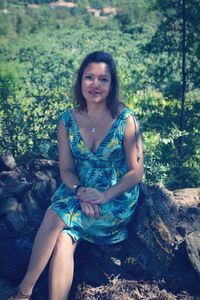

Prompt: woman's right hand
xmin=77 ymin=187 xmax=100 ymax=218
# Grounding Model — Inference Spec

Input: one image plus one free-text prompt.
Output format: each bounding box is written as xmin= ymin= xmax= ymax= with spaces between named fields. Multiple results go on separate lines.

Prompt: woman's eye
xmin=84 ymin=75 xmax=93 ymax=80
xmin=101 ymin=77 xmax=109 ymax=82
xmin=101 ymin=77 xmax=109 ymax=83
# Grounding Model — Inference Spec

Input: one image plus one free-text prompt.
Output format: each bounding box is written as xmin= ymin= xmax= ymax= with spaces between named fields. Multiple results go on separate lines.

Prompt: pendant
xmin=91 ymin=127 xmax=96 ymax=133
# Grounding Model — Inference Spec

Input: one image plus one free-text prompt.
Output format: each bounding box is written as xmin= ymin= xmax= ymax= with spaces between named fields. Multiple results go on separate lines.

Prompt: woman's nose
xmin=92 ymin=78 xmax=100 ymax=87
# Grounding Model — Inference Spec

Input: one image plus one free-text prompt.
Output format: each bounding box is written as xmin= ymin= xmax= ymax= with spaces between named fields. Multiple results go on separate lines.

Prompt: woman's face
xmin=81 ymin=62 xmax=111 ymax=105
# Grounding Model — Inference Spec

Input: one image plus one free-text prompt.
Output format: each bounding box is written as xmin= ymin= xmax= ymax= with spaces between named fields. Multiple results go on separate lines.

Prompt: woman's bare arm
xmin=58 ymin=119 xmax=100 ymax=217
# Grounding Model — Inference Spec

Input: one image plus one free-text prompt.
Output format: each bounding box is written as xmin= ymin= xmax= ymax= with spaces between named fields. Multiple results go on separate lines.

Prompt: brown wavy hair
xmin=73 ymin=51 xmax=121 ymax=118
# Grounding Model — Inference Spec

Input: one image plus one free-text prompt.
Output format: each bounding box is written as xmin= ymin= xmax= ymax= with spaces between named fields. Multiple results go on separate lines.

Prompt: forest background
xmin=0 ymin=0 xmax=199 ymax=190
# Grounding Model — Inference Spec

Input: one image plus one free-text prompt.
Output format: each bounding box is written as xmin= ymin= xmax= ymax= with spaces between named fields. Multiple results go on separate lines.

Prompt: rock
xmin=31 ymin=177 xmax=57 ymax=210
xmin=11 ymin=181 xmax=33 ymax=200
xmin=130 ymin=186 xmax=200 ymax=277
xmin=0 ymin=154 xmax=17 ymax=171
xmin=0 ymin=197 xmax=18 ymax=216
xmin=0 ymin=278 xmax=16 ymax=300
xmin=5 ymin=211 xmax=28 ymax=234
xmin=0 ymin=223 xmax=8 ymax=235
xmin=138 ymin=181 xmax=150 ymax=201
xmin=23 ymin=192 xmax=44 ymax=227
xmin=30 ymin=158 xmax=59 ymax=170
xmin=131 ymin=189 xmax=175 ymax=276
xmin=32 ymin=170 xmax=50 ymax=181
xmin=1 ymin=180 xmax=32 ymax=202
xmin=0 ymin=237 xmax=32 ymax=280
xmin=173 ymin=188 xmax=200 ymax=206
xmin=186 ymin=231 xmax=200 ymax=275
xmin=73 ymin=186 xmax=200 ymax=288
xmin=28 ymin=159 xmax=59 ymax=178
xmin=0 ymin=158 xmax=199 ymax=299
xmin=0 ymin=169 xmax=22 ymax=186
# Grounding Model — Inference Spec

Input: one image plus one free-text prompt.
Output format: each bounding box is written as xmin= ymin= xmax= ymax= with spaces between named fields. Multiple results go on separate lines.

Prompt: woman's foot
xmin=8 ymin=288 xmax=32 ymax=300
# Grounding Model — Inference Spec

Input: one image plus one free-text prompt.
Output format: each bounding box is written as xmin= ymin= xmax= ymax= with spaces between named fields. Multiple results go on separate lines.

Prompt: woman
xmin=8 ymin=51 xmax=144 ymax=300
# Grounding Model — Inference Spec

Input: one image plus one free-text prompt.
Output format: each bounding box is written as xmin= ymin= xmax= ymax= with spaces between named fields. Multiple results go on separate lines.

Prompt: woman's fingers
xmin=78 ymin=189 xmax=101 ymax=202
xmin=80 ymin=202 xmax=90 ymax=216
xmin=80 ymin=202 xmax=94 ymax=217
xmin=76 ymin=187 xmax=86 ymax=198
xmin=93 ymin=204 xmax=100 ymax=218
xmin=79 ymin=202 xmax=100 ymax=218
xmin=86 ymin=203 xmax=95 ymax=217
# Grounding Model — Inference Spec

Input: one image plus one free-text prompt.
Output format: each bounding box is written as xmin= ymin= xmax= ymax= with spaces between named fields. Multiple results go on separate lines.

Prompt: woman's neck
xmin=86 ymin=103 xmax=109 ymax=118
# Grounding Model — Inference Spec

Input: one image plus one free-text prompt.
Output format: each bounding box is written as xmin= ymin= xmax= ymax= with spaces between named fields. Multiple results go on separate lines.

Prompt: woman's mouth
xmin=88 ymin=90 xmax=101 ymax=97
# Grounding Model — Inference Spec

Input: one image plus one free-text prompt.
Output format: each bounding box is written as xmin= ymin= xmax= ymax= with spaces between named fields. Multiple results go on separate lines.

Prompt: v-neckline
xmin=70 ymin=109 xmax=125 ymax=155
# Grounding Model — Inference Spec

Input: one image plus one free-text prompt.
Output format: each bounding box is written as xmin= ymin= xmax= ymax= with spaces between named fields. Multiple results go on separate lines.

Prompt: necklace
xmin=91 ymin=127 xmax=96 ymax=133
xmin=88 ymin=112 xmax=109 ymax=134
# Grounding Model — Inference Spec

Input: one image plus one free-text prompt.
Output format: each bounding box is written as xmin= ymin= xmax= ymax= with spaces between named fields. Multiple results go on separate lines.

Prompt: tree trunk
xmin=178 ymin=0 xmax=186 ymax=156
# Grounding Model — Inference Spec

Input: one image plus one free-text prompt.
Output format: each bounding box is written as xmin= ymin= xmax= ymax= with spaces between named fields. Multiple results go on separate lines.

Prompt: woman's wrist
xmin=103 ymin=190 xmax=111 ymax=202
xmin=72 ymin=184 xmax=84 ymax=195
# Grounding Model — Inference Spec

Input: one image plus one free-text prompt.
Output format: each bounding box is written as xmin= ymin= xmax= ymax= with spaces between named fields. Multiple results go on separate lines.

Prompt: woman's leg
xmin=49 ymin=232 xmax=78 ymax=300
xmin=18 ymin=209 xmax=65 ymax=295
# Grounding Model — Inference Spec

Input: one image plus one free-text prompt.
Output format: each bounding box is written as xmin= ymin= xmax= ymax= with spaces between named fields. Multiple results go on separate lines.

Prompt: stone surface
xmin=130 ymin=185 xmax=200 ymax=277
xmin=0 ymin=159 xmax=199 ymax=299
xmin=0 ymin=153 xmax=17 ymax=171
xmin=6 ymin=211 xmax=28 ymax=234
xmin=0 ymin=197 xmax=19 ymax=215
xmin=31 ymin=177 xmax=57 ymax=210
xmin=186 ymin=230 xmax=200 ymax=275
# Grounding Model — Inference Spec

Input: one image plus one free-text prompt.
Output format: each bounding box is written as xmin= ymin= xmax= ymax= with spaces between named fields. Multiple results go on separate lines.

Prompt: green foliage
xmin=145 ymin=0 xmax=200 ymax=95
xmin=115 ymin=0 xmax=157 ymax=37
xmin=0 ymin=62 xmax=24 ymax=154
xmin=127 ymin=88 xmax=200 ymax=188
xmin=0 ymin=0 xmax=199 ymax=189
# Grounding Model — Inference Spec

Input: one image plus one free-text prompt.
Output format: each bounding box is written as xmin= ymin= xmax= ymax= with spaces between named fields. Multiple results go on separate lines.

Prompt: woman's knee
xmin=54 ymin=233 xmax=75 ymax=256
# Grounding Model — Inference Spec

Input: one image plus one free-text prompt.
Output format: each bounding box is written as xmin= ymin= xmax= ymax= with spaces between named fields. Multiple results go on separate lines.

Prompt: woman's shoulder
xmin=60 ymin=108 xmax=73 ymax=126
xmin=118 ymin=105 xmax=136 ymax=119
xmin=117 ymin=106 xmax=141 ymax=132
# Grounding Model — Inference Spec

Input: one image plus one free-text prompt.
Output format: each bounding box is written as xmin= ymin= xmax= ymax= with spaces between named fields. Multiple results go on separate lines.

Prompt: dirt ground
xmin=1 ymin=276 xmax=200 ymax=300
xmin=74 ymin=277 xmax=200 ymax=300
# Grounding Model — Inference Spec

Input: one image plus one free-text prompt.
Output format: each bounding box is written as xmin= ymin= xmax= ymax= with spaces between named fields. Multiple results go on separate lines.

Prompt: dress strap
xmin=121 ymin=108 xmax=142 ymax=161
xmin=132 ymin=114 xmax=141 ymax=161
xmin=61 ymin=109 xmax=72 ymax=129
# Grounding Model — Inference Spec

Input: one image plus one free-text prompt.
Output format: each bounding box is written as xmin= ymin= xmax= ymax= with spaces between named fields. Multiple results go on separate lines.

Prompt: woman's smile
xmin=88 ymin=90 xmax=101 ymax=97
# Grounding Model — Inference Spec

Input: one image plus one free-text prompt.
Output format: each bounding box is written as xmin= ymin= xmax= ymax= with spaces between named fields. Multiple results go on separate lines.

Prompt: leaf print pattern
xmin=50 ymin=108 xmax=141 ymax=245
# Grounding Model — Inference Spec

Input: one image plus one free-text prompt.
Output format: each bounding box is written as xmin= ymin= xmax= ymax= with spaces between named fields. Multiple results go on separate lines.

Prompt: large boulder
xmin=186 ymin=230 xmax=200 ymax=275
xmin=132 ymin=186 xmax=200 ymax=276
xmin=0 ymin=153 xmax=17 ymax=171
xmin=0 ymin=157 xmax=199 ymax=298
xmin=74 ymin=185 xmax=200 ymax=293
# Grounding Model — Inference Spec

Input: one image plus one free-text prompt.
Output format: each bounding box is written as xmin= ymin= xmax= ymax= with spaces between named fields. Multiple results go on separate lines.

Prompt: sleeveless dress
xmin=49 ymin=108 xmax=141 ymax=245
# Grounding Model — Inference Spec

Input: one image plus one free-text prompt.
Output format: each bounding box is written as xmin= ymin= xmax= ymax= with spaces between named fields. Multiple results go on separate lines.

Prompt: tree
xmin=145 ymin=0 xmax=200 ymax=151
xmin=0 ymin=0 xmax=7 ymax=9
xmin=143 ymin=0 xmax=200 ymax=187
xmin=179 ymin=0 xmax=186 ymax=154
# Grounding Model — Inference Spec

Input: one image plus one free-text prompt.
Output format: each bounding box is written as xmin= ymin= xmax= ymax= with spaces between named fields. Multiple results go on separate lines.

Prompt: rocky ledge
xmin=0 ymin=153 xmax=200 ymax=299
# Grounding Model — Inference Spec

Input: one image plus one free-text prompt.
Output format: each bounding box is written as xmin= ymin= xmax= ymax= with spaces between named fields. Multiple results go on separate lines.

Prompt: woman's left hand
xmin=77 ymin=188 xmax=107 ymax=205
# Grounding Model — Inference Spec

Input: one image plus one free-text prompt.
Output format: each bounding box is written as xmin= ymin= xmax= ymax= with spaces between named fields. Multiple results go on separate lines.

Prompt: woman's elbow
xmin=60 ymin=167 xmax=74 ymax=181
xmin=138 ymin=165 xmax=144 ymax=182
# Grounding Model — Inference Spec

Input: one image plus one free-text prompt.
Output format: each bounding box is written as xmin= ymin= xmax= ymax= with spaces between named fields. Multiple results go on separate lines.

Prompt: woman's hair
xmin=73 ymin=51 xmax=120 ymax=118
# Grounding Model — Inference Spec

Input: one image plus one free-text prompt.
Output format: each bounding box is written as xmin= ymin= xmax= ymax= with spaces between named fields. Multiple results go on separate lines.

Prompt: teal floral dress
xmin=50 ymin=108 xmax=141 ymax=245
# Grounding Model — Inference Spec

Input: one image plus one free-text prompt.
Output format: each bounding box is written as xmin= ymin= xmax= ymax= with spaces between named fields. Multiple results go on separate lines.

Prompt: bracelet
xmin=73 ymin=184 xmax=84 ymax=194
